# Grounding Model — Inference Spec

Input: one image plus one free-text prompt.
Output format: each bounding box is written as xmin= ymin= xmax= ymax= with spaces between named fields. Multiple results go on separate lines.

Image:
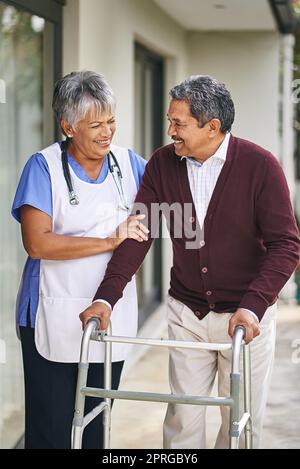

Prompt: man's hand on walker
xmin=79 ymin=302 xmax=112 ymax=331
xmin=228 ymin=308 xmax=260 ymax=344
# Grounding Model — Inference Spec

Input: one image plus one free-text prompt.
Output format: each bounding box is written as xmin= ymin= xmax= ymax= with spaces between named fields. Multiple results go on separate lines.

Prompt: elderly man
xmin=80 ymin=75 xmax=300 ymax=449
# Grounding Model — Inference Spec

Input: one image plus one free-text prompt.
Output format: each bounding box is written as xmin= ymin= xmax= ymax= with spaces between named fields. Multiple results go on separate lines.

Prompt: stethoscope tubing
xmin=61 ymin=140 xmax=129 ymax=210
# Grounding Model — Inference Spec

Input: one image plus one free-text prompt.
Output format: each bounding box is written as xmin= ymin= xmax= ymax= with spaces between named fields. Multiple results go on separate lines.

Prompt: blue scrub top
xmin=12 ymin=145 xmax=147 ymax=328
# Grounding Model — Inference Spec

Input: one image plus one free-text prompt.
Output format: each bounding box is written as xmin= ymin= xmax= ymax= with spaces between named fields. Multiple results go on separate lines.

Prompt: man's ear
xmin=207 ymin=118 xmax=222 ymax=137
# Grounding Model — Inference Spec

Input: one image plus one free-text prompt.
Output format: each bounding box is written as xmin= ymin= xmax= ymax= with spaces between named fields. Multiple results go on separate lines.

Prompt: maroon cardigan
xmin=94 ymin=135 xmax=300 ymax=320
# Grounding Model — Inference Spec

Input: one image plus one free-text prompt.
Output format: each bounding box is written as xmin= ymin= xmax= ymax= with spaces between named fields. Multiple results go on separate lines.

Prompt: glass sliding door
xmin=0 ymin=0 xmax=62 ymax=448
xmin=134 ymin=43 xmax=164 ymax=327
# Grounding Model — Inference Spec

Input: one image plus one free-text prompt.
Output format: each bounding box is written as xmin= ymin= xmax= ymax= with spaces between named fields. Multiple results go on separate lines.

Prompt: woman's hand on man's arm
xmin=20 ymin=205 xmax=148 ymax=260
xmin=109 ymin=213 xmax=149 ymax=249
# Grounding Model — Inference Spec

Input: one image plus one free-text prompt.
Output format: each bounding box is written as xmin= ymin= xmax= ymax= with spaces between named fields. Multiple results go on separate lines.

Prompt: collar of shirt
xmin=181 ymin=132 xmax=231 ymax=167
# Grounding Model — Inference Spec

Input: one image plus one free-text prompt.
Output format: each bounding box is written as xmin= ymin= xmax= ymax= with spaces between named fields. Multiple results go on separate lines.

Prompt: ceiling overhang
xmin=153 ymin=0 xmax=298 ymax=33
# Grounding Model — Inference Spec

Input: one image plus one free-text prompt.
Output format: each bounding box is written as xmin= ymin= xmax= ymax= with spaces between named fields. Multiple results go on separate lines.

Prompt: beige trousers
xmin=163 ymin=295 xmax=277 ymax=449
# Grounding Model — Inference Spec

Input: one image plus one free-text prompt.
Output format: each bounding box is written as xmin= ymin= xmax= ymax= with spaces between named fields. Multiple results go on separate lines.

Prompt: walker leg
xmin=243 ymin=344 xmax=253 ymax=449
xmin=103 ymin=335 xmax=112 ymax=448
xmin=229 ymin=372 xmax=241 ymax=449
xmin=230 ymin=436 xmax=240 ymax=449
xmin=72 ymin=426 xmax=83 ymax=449
xmin=71 ymin=362 xmax=89 ymax=449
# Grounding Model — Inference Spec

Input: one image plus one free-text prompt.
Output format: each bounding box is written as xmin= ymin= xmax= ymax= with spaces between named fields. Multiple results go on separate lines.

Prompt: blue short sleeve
xmin=11 ymin=153 xmax=52 ymax=223
xmin=128 ymin=149 xmax=147 ymax=190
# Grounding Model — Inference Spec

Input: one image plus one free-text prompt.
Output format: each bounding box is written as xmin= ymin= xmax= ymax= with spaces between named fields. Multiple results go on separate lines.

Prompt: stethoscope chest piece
xmin=69 ymin=191 xmax=79 ymax=205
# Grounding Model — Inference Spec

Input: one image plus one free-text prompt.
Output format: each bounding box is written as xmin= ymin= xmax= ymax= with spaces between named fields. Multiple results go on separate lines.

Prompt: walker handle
xmin=87 ymin=317 xmax=101 ymax=330
xmin=234 ymin=325 xmax=246 ymax=339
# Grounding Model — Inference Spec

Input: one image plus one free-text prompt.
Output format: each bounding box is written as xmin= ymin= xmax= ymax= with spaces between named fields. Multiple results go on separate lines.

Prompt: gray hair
xmin=52 ymin=70 xmax=116 ymax=133
xmin=169 ymin=75 xmax=235 ymax=133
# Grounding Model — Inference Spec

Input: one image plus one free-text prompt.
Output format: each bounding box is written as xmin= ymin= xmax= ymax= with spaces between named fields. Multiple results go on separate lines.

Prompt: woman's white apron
xmin=34 ymin=142 xmax=138 ymax=363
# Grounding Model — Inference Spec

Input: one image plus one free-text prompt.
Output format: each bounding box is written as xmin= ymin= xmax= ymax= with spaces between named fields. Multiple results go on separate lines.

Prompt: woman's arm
xmin=20 ymin=205 xmax=148 ymax=260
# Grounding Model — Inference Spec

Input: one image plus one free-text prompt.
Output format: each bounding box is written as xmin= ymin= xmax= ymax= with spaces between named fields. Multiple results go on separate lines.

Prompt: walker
xmin=71 ymin=319 xmax=252 ymax=449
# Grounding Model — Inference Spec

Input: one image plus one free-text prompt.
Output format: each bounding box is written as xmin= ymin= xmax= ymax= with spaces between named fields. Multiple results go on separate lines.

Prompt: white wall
xmin=63 ymin=0 xmax=187 ymax=149
xmin=62 ymin=0 xmax=80 ymax=73
xmin=63 ymin=5 xmax=281 ymax=155
xmin=63 ymin=0 xmax=187 ymax=297
xmin=62 ymin=3 xmax=285 ymax=299
xmin=187 ymin=31 xmax=281 ymax=156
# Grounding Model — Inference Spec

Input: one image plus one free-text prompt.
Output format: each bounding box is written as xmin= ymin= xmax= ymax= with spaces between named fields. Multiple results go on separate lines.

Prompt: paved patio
xmin=111 ymin=304 xmax=300 ymax=449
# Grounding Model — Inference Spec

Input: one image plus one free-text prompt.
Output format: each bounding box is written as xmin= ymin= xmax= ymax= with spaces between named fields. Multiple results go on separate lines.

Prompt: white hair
xmin=52 ymin=70 xmax=116 ymax=133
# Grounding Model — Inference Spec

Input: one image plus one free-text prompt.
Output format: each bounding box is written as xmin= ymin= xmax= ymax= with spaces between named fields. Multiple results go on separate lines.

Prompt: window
xmin=0 ymin=0 xmax=63 ymax=448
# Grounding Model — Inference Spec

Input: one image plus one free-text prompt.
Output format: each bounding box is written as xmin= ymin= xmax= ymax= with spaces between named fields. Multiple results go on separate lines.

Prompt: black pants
xmin=20 ymin=324 xmax=123 ymax=449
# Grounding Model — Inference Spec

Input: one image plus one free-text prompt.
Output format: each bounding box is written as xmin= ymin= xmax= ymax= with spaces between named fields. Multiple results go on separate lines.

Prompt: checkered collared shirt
xmin=182 ymin=132 xmax=259 ymax=320
xmin=182 ymin=132 xmax=230 ymax=230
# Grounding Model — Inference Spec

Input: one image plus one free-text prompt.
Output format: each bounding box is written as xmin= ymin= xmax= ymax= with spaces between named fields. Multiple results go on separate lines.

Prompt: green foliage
xmin=293 ymin=0 xmax=300 ymax=17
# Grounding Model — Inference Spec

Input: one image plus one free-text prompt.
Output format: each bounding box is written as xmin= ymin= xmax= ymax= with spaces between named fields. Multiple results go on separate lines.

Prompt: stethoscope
xmin=61 ymin=139 xmax=130 ymax=211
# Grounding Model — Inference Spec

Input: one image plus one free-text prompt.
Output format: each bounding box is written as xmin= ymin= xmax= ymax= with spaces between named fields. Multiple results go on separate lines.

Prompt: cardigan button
xmin=195 ymin=310 xmax=201 ymax=318
xmin=202 ymin=267 xmax=208 ymax=273
xmin=206 ymin=290 xmax=212 ymax=296
xmin=189 ymin=216 xmax=195 ymax=223
xmin=200 ymin=240 xmax=205 ymax=247
xmin=209 ymin=303 xmax=215 ymax=309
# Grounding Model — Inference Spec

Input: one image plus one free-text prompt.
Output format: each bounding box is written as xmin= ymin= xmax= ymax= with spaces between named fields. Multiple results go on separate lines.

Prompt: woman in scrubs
xmin=12 ymin=70 xmax=148 ymax=449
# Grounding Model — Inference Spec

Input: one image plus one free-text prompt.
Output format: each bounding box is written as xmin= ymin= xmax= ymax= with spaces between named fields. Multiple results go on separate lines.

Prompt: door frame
xmin=134 ymin=42 xmax=164 ymax=324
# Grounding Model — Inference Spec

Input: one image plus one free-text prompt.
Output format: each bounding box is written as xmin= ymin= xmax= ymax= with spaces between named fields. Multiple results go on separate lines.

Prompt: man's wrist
xmin=92 ymin=299 xmax=112 ymax=310
xmin=241 ymin=308 xmax=259 ymax=322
